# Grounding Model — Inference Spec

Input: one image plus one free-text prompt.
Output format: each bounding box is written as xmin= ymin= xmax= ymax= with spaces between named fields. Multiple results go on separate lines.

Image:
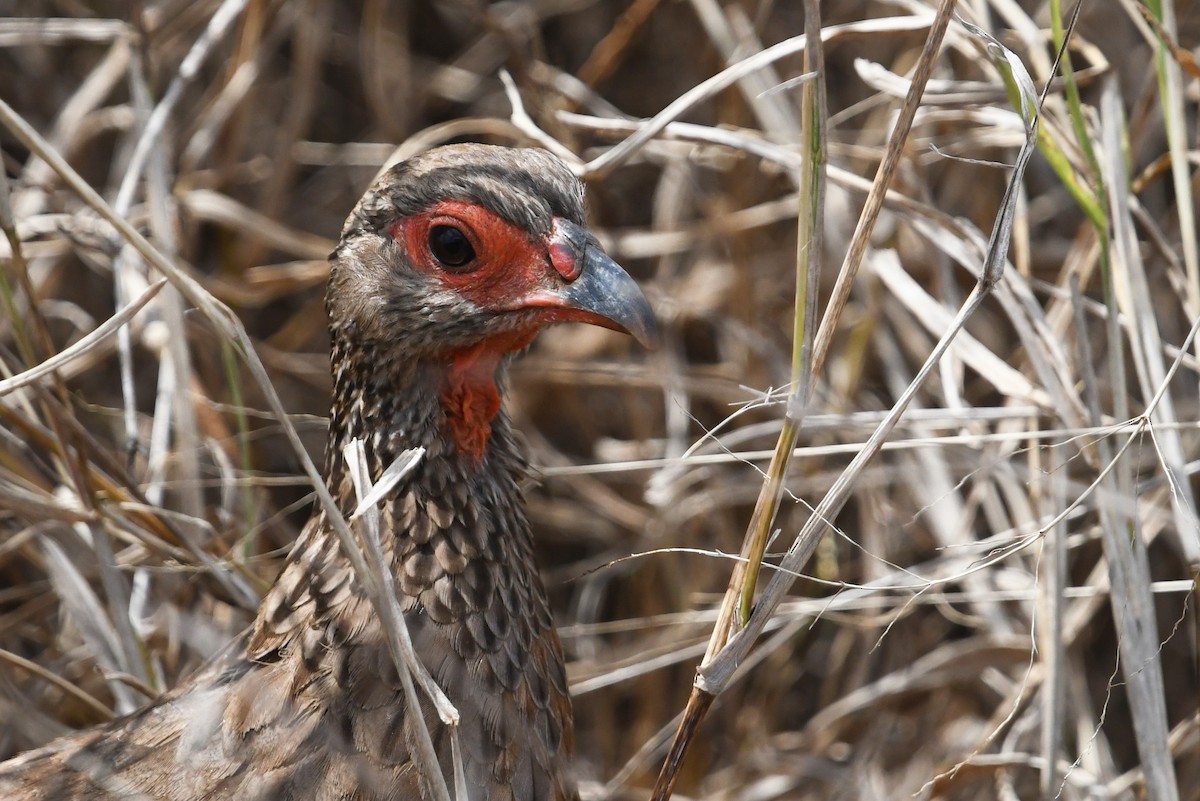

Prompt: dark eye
xmin=428 ymin=225 xmax=476 ymax=270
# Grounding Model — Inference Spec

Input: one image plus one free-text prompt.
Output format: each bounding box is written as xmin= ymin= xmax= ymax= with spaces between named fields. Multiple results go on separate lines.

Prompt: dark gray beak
xmin=545 ymin=219 xmax=659 ymax=348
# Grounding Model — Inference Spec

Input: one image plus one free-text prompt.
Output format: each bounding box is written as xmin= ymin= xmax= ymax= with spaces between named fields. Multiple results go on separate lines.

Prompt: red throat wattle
xmin=441 ymin=327 xmax=539 ymax=461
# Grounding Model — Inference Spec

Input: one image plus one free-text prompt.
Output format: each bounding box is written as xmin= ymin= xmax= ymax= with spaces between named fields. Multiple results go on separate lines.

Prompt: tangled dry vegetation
xmin=1 ymin=1 xmax=1198 ymax=799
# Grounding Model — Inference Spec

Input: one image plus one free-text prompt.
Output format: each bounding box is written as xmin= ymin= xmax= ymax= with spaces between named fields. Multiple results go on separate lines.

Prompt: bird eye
xmin=428 ymin=225 xmax=476 ymax=270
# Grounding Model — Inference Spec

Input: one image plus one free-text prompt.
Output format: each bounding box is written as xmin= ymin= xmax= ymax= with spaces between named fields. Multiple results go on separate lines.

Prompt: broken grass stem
xmin=341 ymin=440 xmax=458 ymax=801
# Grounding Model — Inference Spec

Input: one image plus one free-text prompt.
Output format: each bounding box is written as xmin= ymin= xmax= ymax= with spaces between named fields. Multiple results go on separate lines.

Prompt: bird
xmin=0 ymin=143 xmax=657 ymax=800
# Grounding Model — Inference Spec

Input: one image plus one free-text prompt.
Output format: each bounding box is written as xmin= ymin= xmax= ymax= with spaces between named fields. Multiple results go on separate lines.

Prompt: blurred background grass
xmin=1 ymin=1 xmax=1198 ymax=799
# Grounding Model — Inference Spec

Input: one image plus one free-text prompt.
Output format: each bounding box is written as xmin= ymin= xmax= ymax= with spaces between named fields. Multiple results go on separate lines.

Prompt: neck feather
xmin=324 ymin=333 xmax=526 ymax=502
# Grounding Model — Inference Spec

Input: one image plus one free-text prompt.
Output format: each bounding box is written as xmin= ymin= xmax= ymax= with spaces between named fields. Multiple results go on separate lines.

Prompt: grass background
xmin=1 ymin=1 xmax=1198 ymax=799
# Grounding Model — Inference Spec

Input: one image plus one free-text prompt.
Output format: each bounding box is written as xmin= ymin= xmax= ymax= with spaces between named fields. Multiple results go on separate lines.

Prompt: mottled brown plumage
xmin=0 ymin=144 xmax=656 ymax=800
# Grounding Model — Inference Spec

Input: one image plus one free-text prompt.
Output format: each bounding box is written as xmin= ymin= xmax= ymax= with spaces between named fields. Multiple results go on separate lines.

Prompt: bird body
xmin=0 ymin=144 xmax=655 ymax=800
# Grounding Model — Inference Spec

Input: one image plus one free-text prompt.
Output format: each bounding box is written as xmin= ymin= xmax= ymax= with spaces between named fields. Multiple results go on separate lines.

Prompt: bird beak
xmin=558 ymin=243 xmax=660 ymax=348
xmin=518 ymin=219 xmax=659 ymax=348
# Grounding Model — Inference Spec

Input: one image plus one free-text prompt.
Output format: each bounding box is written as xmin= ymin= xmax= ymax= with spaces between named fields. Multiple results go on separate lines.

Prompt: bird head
xmin=327 ymin=143 xmax=657 ymax=460
xmin=330 ymin=143 xmax=657 ymax=354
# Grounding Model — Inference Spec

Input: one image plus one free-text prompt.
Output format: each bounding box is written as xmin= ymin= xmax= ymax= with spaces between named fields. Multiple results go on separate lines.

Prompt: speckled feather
xmin=0 ymin=144 xmax=595 ymax=800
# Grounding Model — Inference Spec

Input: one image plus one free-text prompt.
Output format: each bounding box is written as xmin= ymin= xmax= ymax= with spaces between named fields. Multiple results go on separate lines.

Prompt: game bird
xmin=0 ymin=143 xmax=657 ymax=800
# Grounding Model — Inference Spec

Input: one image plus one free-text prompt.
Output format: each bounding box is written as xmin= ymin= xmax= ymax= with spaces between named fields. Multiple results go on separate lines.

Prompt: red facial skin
xmin=390 ymin=201 xmax=590 ymax=462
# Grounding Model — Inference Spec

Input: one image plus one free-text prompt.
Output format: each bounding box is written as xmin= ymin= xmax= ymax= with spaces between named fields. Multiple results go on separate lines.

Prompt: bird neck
xmin=247 ymin=334 xmax=542 ymax=659
xmin=323 ymin=332 xmax=527 ymax=507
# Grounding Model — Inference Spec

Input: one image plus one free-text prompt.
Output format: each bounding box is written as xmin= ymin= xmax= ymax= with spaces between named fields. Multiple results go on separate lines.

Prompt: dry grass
xmin=1 ymin=1 xmax=1199 ymax=799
